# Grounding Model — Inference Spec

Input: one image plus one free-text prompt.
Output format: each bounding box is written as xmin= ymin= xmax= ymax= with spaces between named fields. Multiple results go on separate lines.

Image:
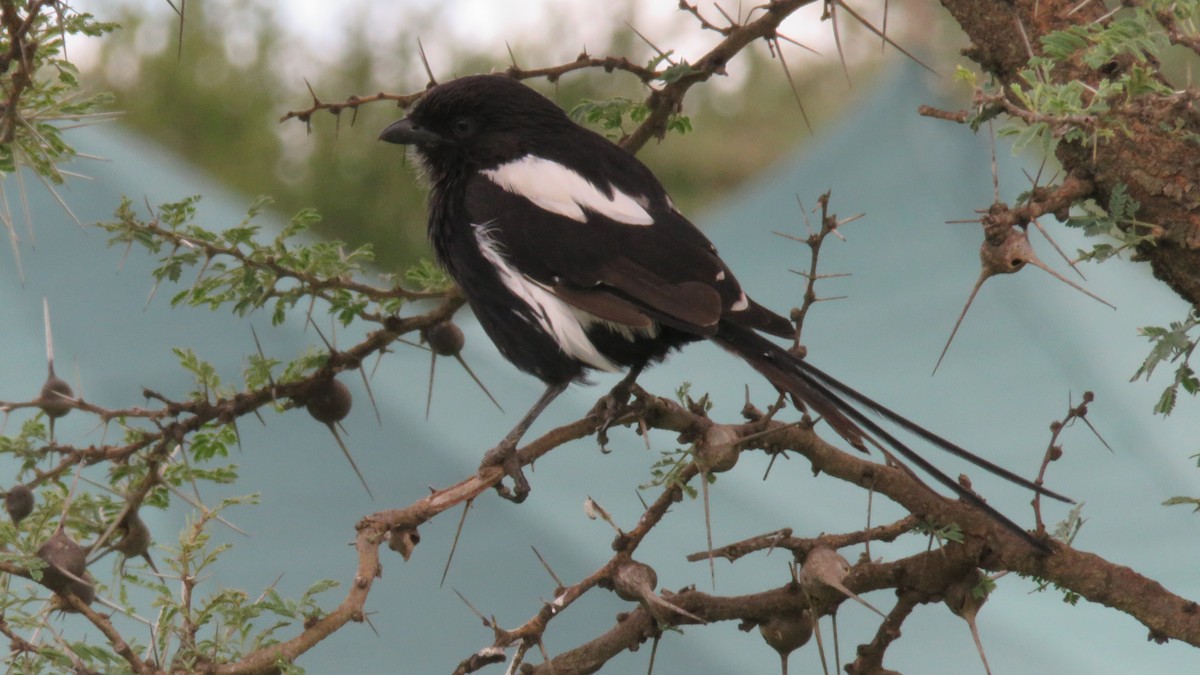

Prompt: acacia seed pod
xmin=424 ymin=320 xmax=465 ymax=356
xmin=5 ymin=484 xmax=34 ymax=524
xmin=694 ymin=423 xmax=740 ymax=474
xmin=36 ymin=528 xmax=88 ymax=595
xmin=39 ymin=373 xmax=73 ymax=419
xmin=114 ymin=511 xmax=152 ymax=557
xmin=759 ymin=612 xmax=813 ymax=656
xmin=305 ymin=378 xmax=352 ymax=424
xmin=611 ymin=559 xmax=658 ymax=603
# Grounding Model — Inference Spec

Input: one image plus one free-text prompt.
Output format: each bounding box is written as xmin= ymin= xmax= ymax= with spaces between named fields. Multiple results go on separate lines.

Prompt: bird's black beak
xmin=379 ymin=117 xmax=441 ymax=146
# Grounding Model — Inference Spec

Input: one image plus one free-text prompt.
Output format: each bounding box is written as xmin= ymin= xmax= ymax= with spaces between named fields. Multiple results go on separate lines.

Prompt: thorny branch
xmin=0 ymin=0 xmax=49 ymax=143
xmin=281 ymin=0 xmax=823 ymax=154
xmin=329 ymin=384 xmax=1200 ymax=673
xmin=938 ymin=0 xmax=1200 ymax=307
xmin=10 ymin=0 xmax=1200 ymax=672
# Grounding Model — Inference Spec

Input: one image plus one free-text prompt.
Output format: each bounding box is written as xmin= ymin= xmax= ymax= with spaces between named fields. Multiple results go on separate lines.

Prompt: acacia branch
xmin=279 ymin=0 xmax=822 ymax=156
xmin=210 ymin=520 xmax=384 ymax=674
xmin=940 ymin=0 xmax=1200 ymax=308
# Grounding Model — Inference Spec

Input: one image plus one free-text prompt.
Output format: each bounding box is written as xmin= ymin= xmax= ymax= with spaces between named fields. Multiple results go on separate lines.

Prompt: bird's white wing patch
xmin=483 ymin=155 xmax=654 ymax=226
xmin=474 ymin=224 xmax=621 ymax=372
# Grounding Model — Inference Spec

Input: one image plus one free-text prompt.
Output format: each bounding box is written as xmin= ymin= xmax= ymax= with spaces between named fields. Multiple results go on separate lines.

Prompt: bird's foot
xmin=480 ymin=441 xmax=530 ymax=503
xmin=591 ymin=380 xmax=640 ymax=452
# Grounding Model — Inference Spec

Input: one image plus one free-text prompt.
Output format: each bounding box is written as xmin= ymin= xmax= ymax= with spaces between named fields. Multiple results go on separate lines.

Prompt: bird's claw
xmin=480 ymin=441 xmax=530 ymax=503
xmin=592 ymin=380 xmax=639 ymax=452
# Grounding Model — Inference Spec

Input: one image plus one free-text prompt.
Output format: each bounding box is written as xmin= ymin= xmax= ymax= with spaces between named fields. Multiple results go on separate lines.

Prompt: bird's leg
xmin=592 ymin=363 xmax=645 ymax=451
xmin=480 ymin=381 xmax=569 ymax=503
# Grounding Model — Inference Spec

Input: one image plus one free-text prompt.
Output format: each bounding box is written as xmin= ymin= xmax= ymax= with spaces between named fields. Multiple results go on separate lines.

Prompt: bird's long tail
xmin=713 ymin=321 xmax=1071 ymax=552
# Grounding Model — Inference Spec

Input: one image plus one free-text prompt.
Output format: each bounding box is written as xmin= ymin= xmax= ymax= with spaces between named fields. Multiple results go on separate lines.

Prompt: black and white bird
xmin=380 ymin=74 xmax=1069 ymax=549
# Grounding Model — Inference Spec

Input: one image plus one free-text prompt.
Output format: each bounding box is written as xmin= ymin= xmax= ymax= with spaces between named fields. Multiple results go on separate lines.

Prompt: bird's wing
xmin=464 ymin=166 xmax=793 ymax=338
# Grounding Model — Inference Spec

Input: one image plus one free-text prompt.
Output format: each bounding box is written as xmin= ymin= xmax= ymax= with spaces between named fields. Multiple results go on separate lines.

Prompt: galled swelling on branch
xmin=379 ymin=74 xmax=1070 ymax=550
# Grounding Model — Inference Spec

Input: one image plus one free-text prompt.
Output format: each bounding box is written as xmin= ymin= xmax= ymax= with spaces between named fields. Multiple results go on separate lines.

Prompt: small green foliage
xmin=1040 ymin=15 xmax=1167 ymax=69
xmin=1062 ymin=588 xmax=1082 ymax=605
xmin=0 ymin=10 xmax=116 ymax=183
xmin=915 ymin=519 xmax=965 ymax=546
xmin=1166 ymin=449 xmax=1200 ymax=510
xmin=1025 ymin=504 xmax=1086 ymax=604
xmin=1029 ymin=574 xmax=1083 ymax=606
xmin=174 ymin=347 xmax=225 ymax=400
xmin=640 ymin=447 xmax=699 ymax=499
xmin=659 ymin=61 xmax=698 ymax=84
xmin=244 ymin=350 xmax=284 ymax=391
xmin=189 ymin=423 xmax=239 ymax=462
xmin=954 ymin=64 xmax=979 ymax=88
xmin=665 ymin=114 xmax=693 ymax=135
xmin=143 ymin=492 xmax=340 ymax=669
xmin=971 ymin=574 xmax=997 ymax=601
xmin=0 ymin=418 xmax=50 ymax=471
xmin=570 ymin=97 xmax=691 ymax=139
xmin=404 ymin=258 xmax=453 ymax=292
xmin=674 ymin=382 xmax=713 ymax=412
xmin=278 ymin=346 xmax=332 ymax=386
xmin=1131 ymin=309 xmax=1200 ymax=415
xmin=571 ymin=97 xmax=648 ymax=132
xmin=1064 ymin=183 xmax=1157 ymax=262
xmin=973 ymin=7 xmax=1175 ymax=156
xmin=99 ymin=197 xmax=389 ymax=327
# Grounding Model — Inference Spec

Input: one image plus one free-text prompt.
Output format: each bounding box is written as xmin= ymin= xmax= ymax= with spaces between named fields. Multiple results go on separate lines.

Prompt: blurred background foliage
xmin=75 ymin=0 xmax=946 ymax=272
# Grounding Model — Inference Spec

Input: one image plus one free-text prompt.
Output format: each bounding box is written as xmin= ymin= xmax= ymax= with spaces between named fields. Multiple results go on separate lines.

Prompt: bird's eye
xmin=452 ymin=117 xmax=476 ymax=138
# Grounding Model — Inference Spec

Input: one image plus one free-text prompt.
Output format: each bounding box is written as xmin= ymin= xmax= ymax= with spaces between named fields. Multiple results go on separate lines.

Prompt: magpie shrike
xmin=381 ymin=74 xmax=1069 ymax=549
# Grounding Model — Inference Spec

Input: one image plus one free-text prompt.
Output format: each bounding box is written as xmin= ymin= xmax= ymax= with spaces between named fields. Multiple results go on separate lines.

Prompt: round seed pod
xmin=305 ymin=378 xmax=352 ymax=424
xmin=694 ymin=423 xmax=740 ymax=474
xmin=611 ymin=559 xmax=658 ymax=603
xmin=5 ymin=484 xmax=34 ymax=524
xmin=39 ymin=373 xmax=73 ymax=419
xmin=115 ymin=511 xmax=152 ymax=558
xmin=424 ymin=320 xmax=465 ymax=356
xmin=799 ymin=546 xmax=851 ymax=604
xmin=36 ymin=528 xmax=88 ymax=596
xmin=759 ymin=612 xmax=813 ymax=656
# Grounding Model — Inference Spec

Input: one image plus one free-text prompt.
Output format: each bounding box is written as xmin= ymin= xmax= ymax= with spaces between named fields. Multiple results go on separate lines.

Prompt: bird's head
xmin=380 ymin=75 xmax=571 ymax=179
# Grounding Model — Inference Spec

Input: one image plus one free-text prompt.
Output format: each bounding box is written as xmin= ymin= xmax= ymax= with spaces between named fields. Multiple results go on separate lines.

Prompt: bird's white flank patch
xmin=483 ymin=155 xmax=655 ymax=226
xmin=474 ymin=224 xmax=620 ymax=372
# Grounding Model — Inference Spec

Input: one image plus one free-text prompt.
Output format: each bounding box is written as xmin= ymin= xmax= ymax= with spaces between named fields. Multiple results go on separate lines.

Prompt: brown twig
xmin=687 ymin=516 xmax=920 ymax=564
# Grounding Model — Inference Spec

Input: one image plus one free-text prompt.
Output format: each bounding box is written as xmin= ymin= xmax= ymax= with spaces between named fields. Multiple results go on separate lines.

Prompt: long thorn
xmin=827 ymin=1 xmax=852 ymax=86
xmin=440 ymin=499 xmax=472 ymax=587
xmin=1025 ymin=256 xmax=1115 ymax=309
xmin=773 ymin=38 xmax=812 ymax=133
xmin=326 ymin=423 xmax=373 ymax=498
xmin=701 ymin=470 xmax=716 ymax=590
xmin=417 ymin=37 xmax=437 ymax=86
xmin=425 ymin=352 xmax=437 ymax=421
xmin=833 ymin=0 xmax=937 ymax=74
xmin=1031 ymin=217 xmax=1086 ymax=280
xmin=454 ymin=354 xmax=503 ymax=413
xmin=933 ymin=271 xmax=989 ymax=375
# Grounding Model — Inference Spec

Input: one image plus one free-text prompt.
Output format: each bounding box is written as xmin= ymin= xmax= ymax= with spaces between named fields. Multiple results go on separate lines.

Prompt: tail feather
xmin=801 ymin=361 xmax=1073 ymax=504
xmin=713 ymin=321 xmax=1067 ymax=553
